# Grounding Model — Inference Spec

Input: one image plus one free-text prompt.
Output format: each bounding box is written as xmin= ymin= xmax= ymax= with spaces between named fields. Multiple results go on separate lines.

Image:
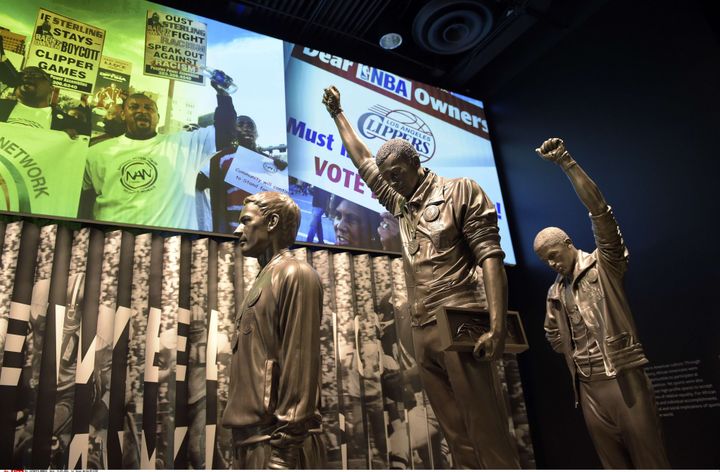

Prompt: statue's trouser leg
xmin=232 ymin=434 xmax=327 ymax=469
xmin=298 ymin=433 xmax=328 ymax=469
xmin=233 ymin=441 xmax=269 ymax=469
xmin=413 ymin=322 xmax=521 ymax=469
xmin=579 ymin=368 xmax=670 ymax=469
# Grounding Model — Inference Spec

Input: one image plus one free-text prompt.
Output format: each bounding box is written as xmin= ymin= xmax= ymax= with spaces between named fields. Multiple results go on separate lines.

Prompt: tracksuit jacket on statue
xmin=543 ymin=206 xmax=670 ymax=469
xmin=544 ymin=207 xmax=648 ymax=400
xmin=222 ymin=250 xmax=323 ymax=461
xmin=357 ymin=159 xmax=521 ymax=469
xmin=358 ymin=161 xmax=504 ymax=325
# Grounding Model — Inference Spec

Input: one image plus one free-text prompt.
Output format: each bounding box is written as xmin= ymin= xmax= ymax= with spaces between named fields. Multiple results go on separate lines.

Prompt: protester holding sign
xmin=217 ymin=114 xmax=262 ymax=231
xmin=82 ymin=78 xmax=236 ymax=230
xmin=214 ymin=113 xmax=291 ymax=232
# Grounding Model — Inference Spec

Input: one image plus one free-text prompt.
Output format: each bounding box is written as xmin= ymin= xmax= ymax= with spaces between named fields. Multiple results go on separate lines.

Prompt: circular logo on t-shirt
xmin=120 ymin=157 xmax=158 ymax=192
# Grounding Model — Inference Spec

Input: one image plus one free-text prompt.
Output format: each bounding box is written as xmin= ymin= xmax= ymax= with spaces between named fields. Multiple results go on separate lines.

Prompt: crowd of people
xmin=0 ymin=45 xmax=289 ymax=237
xmin=2 ymin=34 xmax=401 ymax=253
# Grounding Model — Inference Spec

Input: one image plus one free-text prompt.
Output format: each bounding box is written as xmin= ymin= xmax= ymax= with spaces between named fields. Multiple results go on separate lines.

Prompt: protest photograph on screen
xmin=284 ymin=44 xmax=516 ymax=263
xmin=1 ymin=0 xmax=515 ymax=262
xmin=0 ymin=0 xmax=288 ymax=234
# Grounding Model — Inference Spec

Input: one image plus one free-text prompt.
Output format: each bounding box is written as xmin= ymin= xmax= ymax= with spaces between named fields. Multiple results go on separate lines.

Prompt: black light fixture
xmin=413 ymin=0 xmax=494 ymax=55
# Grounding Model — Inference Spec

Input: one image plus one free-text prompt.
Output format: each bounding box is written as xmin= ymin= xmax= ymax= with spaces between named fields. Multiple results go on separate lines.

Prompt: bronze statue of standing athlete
xmin=322 ymin=86 xmax=520 ymax=469
xmin=534 ymin=138 xmax=670 ymax=469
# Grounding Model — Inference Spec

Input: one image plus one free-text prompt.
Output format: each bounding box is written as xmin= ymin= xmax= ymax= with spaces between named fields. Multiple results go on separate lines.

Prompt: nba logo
xmin=358 ymin=65 xmax=372 ymax=81
xmin=356 ymin=64 xmax=412 ymax=100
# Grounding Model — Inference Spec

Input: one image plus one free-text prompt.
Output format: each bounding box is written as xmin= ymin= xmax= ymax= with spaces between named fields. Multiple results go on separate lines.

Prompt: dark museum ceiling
xmin=153 ymin=0 xmax=719 ymax=102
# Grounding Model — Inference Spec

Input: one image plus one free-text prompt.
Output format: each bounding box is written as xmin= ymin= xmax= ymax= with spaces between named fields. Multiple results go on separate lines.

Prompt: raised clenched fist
xmin=536 ymin=137 xmax=571 ymax=164
xmin=322 ymin=86 xmax=343 ymax=118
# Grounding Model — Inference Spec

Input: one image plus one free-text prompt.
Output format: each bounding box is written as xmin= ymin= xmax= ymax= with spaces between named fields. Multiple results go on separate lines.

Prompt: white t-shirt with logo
xmin=84 ymin=128 xmax=216 ymax=230
xmin=7 ymin=102 xmax=52 ymax=129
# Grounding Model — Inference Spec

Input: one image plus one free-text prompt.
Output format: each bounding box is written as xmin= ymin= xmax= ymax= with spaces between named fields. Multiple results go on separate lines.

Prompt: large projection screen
xmin=285 ymin=45 xmax=516 ymax=264
xmin=0 ymin=0 xmax=515 ymax=263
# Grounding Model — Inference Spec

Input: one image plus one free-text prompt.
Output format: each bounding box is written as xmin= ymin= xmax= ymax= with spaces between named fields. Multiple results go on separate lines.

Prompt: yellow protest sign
xmin=25 ymin=8 xmax=106 ymax=93
xmin=144 ymin=10 xmax=207 ymax=84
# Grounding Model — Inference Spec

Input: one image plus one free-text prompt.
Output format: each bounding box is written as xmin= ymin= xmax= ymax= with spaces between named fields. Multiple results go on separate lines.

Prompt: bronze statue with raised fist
xmin=323 ymin=86 xmax=520 ymax=469
xmin=535 ymin=138 xmax=670 ymax=469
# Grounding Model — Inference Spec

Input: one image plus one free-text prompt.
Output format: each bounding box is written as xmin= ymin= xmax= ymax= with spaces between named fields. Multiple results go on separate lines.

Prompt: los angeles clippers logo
xmin=358 ymin=105 xmax=436 ymax=162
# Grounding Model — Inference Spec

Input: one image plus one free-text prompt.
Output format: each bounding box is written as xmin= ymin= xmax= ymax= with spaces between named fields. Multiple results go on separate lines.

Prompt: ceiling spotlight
xmin=379 ymin=32 xmax=403 ymax=50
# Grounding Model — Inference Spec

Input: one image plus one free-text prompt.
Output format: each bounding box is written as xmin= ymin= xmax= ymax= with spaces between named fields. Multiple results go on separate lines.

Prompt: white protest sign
xmin=224 ymin=147 xmax=289 ymax=195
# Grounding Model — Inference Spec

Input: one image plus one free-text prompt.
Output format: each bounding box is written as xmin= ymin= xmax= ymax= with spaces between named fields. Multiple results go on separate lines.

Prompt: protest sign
xmin=91 ymin=56 xmax=132 ymax=134
xmin=144 ymin=10 xmax=207 ymax=84
xmin=93 ymin=56 xmax=131 ymax=108
xmin=224 ymin=147 xmax=289 ymax=195
xmin=25 ymin=9 xmax=105 ymax=93
xmin=0 ymin=30 xmax=27 ymax=70
xmin=285 ymin=45 xmax=515 ymax=261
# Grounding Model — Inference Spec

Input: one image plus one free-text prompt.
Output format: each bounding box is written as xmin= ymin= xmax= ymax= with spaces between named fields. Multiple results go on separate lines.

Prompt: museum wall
xmin=485 ymin=0 xmax=720 ymax=468
xmin=0 ymin=219 xmax=535 ymax=469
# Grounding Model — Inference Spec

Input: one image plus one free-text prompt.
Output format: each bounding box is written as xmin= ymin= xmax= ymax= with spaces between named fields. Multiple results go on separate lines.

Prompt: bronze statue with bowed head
xmin=323 ymin=86 xmax=520 ymax=469
xmin=535 ymin=138 xmax=670 ymax=469
xmin=221 ymin=191 xmax=326 ymax=469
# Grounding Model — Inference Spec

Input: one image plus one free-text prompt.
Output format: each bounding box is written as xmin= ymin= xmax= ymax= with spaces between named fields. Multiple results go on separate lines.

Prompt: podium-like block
xmin=436 ymin=307 xmax=529 ymax=353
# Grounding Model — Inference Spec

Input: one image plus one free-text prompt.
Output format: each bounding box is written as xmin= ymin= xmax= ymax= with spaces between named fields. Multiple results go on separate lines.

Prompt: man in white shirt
xmin=0 ymin=65 xmax=86 ymax=136
xmin=82 ymin=84 xmax=233 ymax=231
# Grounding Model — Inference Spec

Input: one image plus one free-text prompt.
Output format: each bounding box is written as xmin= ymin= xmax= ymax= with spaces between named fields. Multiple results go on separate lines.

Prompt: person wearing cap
xmin=534 ymin=137 xmax=670 ymax=469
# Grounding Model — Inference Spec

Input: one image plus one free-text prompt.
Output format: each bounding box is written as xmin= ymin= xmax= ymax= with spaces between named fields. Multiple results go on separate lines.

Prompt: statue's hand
xmin=322 ymin=85 xmax=343 ymax=118
xmin=536 ymin=137 xmax=571 ymax=164
xmin=268 ymin=430 xmax=304 ymax=469
xmin=473 ymin=330 xmax=505 ymax=361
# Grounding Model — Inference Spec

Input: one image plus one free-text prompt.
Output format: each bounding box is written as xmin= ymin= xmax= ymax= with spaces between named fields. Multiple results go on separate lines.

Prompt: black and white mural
xmin=0 ymin=219 xmax=534 ymax=469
